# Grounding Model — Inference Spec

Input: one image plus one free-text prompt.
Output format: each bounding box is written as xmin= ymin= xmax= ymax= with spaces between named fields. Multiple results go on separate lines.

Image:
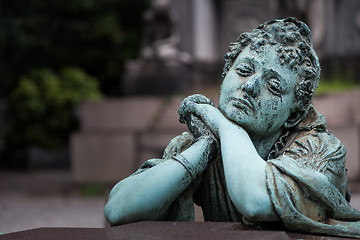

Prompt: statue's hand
xmin=178 ymin=95 xmax=220 ymax=163
xmin=182 ymin=102 xmax=229 ymax=138
xmin=178 ymin=94 xmax=214 ymax=124
xmin=162 ymin=132 xmax=194 ymax=160
xmin=178 ymin=94 xmax=216 ymax=138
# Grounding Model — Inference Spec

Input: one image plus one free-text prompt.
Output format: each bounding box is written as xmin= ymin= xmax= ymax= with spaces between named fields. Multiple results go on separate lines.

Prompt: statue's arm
xmin=218 ymin=122 xmax=279 ymax=221
xmin=104 ymin=135 xmax=216 ymax=226
xmin=186 ymin=103 xmax=279 ymax=222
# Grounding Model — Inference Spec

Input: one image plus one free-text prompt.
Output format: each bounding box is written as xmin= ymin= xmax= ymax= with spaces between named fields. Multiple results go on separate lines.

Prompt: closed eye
xmin=236 ymin=63 xmax=255 ymax=77
xmin=267 ymin=78 xmax=282 ymax=96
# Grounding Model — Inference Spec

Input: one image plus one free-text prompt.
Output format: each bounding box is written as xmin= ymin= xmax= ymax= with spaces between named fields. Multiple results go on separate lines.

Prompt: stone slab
xmin=0 ymin=221 xmax=349 ymax=240
xmin=78 ymin=98 xmax=163 ymax=132
xmin=71 ymin=133 xmax=135 ymax=183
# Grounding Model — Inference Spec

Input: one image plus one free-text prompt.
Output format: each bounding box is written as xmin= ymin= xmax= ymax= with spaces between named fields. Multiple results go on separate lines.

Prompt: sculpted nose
xmin=240 ymin=77 xmax=260 ymax=98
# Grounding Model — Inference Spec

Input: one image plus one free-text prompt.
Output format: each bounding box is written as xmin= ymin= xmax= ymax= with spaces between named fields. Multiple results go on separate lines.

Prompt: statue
xmin=141 ymin=0 xmax=191 ymax=64
xmin=105 ymin=17 xmax=360 ymax=238
xmin=122 ymin=0 xmax=191 ymax=95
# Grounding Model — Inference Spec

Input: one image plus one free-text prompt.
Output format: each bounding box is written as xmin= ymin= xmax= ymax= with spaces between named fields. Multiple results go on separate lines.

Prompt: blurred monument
xmin=123 ymin=0 xmax=360 ymax=95
xmin=123 ymin=0 xmax=192 ymax=95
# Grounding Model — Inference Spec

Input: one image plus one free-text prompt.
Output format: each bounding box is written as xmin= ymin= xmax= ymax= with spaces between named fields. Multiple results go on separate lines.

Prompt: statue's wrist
xmin=172 ymin=153 xmax=198 ymax=181
xmin=171 ymin=136 xmax=218 ymax=179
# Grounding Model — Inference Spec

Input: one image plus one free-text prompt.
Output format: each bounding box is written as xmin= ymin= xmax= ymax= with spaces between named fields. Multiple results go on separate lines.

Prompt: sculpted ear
xmin=284 ymin=110 xmax=306 ymax=129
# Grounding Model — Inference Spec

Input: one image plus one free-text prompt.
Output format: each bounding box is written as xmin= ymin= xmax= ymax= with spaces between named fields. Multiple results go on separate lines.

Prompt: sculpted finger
xmin=179 ymin=100 xmax=197 ymax=124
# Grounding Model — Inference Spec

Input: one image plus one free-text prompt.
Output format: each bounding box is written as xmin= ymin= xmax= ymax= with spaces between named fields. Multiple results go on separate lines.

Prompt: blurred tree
xmin=0 ymin=0 xmax=150 ymax=97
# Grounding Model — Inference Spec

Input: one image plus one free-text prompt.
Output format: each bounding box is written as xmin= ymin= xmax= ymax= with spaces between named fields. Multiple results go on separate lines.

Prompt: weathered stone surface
xmin=78 ymin=98 xmax=162 ymax=131
xmin=71 ymin=133 xmax=135 ymax=182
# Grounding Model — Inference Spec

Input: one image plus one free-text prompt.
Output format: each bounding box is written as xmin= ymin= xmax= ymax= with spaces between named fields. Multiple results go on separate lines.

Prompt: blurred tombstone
xmin=71 ymin=98 xmax=165 ymax=183
xmin=123 ymin=0 xmax=192 ymax=95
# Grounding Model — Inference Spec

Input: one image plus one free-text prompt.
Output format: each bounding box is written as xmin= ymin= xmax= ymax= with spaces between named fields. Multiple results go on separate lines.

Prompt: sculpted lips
xmin=230 ymin=97 xmax=255 ymax=112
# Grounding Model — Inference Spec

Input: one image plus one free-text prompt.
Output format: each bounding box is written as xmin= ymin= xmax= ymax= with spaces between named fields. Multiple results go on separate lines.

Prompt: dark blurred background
xmin=0 ymin=0 xmax=149 ymax=167
xmin=1 ymin=0 xmax=360 ymax=170
xmin=0 ymin=0 xmax=149 ymax=97
xmin=1 ymin=0 xmax=360 ymax=233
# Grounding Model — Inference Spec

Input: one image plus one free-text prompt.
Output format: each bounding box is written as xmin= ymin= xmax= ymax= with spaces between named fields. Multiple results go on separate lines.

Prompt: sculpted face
xmin=219 ymin=44 xmax=298 ymax=138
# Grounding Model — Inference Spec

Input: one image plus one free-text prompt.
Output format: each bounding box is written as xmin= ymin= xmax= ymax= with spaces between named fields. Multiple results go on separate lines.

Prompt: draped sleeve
xmin=265 ymin=130 xmax=360 ymax=238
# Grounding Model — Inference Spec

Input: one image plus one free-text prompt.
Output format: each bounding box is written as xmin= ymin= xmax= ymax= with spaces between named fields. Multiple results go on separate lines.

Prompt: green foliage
xmin=0 ymin=0 xmax=150 ymax=97
xmin=79 ymin=183 xmax=104 ymax=197
xmin=316 ymin=68 xmax=359 ymax=95
xmin=5 ymin=67 xmax=102 ymax=151
xmin=316 ymin=81 xmax=358 ymax=95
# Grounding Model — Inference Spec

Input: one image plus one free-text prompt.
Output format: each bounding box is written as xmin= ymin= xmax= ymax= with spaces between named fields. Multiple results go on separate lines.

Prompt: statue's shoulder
xmin=281 ymin=105 xmax=346 ymax=171
xmin=281 ymin=129 xmax=346 ymax=188
xmin=288 ymin=128 xmax=345 ymax=157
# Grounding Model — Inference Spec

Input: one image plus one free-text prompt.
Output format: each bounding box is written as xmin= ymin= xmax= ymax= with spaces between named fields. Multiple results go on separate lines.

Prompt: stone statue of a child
xmin=105 ymin=17 xmax=360 ymax=238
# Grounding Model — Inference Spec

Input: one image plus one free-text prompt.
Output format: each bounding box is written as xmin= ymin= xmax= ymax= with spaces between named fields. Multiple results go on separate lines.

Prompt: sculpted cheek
xmin=262 ymin=98 xmax=280 ymax=114
xmin=259 ymin=99 xmax=282 ymax=130
xmin=258 ymin=112 xmax=275 ymax=133
xmin=269 ymin=99 xmax=281 ymax=111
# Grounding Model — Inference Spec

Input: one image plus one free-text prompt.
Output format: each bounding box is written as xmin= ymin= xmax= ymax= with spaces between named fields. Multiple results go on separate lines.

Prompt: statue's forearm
xmin=219 ymin=125 xmax=279 ymax=221
xmin=104 ymin=136 xmax=215 ymax=226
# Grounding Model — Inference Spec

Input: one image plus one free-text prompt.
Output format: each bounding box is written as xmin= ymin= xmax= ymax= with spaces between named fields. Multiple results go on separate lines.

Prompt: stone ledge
xmin=0 ymin=221 xmax=349 ymax=240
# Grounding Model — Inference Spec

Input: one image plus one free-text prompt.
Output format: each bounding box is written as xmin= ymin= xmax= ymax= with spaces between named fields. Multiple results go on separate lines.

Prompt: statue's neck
xmin=251 ymin=130 xmax=284 ymax=160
